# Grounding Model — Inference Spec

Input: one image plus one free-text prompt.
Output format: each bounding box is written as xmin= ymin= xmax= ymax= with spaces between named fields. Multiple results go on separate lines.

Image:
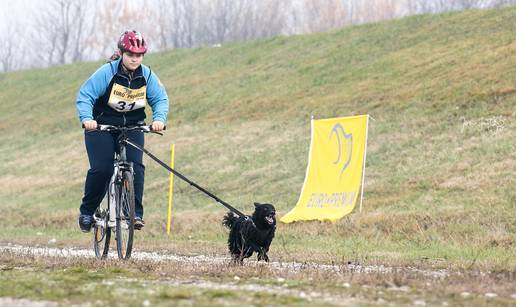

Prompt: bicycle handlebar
xmin=97 ymin=124 xmax=151 ymax=133
xmin=82 ymin=124 xmax=165 ymax=135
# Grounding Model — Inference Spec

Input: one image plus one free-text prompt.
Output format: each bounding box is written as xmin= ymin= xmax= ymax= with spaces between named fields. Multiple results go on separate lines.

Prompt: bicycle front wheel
xmin=115 ymin=170 xmax=135 ymax=259
xmin=93 ymin=199 xmax=111 ymax=259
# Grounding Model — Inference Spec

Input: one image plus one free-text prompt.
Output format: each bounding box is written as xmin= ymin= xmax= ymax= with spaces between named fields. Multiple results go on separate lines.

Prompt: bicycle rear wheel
xmin=93 ymin=198 xmax=111 ymax=259
xmin=115 ymin=170 xmax=135 ymax=259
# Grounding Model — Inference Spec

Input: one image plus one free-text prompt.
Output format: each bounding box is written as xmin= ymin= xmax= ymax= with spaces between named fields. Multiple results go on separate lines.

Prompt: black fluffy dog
xmin=222 ymin=203 xmax=276 ymax=263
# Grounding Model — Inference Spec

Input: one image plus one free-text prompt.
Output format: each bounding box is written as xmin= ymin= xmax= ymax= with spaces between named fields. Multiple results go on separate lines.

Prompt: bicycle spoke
xmin=93 ymin=201 xmax=111 ymax=259
xmin=116 ymin=170 xmax=135 ymax=260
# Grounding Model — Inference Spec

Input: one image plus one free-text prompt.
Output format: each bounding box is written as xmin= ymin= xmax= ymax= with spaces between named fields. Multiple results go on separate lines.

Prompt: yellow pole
xmin=167 ymin=144 xmax=175 ymax=235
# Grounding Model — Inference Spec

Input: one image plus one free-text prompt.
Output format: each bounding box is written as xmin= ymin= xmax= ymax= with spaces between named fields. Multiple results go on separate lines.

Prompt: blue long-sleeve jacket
xmin=76 ymin=58 xmax=169 ymax=126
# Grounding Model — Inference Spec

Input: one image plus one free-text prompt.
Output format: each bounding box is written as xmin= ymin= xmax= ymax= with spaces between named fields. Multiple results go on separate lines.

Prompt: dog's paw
xmin=230 ymin=254 xmax=245 ymax=265
xmin=257 ymin=252 xmax=270 ymax=262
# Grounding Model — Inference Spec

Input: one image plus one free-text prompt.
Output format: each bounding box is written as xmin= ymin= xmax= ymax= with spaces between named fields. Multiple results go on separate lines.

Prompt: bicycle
xmin=90 ymin=124 xmax=161 ymax=260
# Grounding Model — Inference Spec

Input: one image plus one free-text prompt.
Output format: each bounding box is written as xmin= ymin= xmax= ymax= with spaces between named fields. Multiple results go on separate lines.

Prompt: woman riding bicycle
xmin=76 ymin=30 xmax=169 ymax=232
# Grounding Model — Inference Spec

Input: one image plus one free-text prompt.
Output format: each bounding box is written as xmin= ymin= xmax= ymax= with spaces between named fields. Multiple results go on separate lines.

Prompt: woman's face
xmin=121 ymin=51 xmax=144 ymax=71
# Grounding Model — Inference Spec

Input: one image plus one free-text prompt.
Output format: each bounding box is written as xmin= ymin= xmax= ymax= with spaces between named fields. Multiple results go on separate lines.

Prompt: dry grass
xmin=1 ymin=249 xmax=515 ymax=305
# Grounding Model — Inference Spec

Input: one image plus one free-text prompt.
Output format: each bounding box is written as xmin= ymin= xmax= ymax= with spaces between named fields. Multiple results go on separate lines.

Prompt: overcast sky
xmin=0 ymin=0 xmax=42 ymax=30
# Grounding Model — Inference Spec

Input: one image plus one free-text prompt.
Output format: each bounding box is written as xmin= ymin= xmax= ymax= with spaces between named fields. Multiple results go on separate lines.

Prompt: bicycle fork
xmin=108 ymin=164 xmax=119 ymax=228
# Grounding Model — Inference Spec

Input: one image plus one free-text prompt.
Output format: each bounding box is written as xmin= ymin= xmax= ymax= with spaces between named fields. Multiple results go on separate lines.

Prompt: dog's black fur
xmin=222 ymin=202 xmax=276 ymax=263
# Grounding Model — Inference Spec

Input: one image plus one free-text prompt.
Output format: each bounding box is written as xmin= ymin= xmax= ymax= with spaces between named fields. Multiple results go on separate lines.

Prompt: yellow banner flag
xmin=281 ymin=115 xmax=369 ymax=223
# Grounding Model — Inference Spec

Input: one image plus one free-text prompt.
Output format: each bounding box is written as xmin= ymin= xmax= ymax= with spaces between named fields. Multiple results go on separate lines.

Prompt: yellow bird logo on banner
xmin=330 ymin=123 xmax=353 ymax=179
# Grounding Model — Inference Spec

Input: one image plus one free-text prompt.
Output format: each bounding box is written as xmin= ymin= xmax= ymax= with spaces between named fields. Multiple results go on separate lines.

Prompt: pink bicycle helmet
xmin=118 ymin=30 xmax=147 ymax=54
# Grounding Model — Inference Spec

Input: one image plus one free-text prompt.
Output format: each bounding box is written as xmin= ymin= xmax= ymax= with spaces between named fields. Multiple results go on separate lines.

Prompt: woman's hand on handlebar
xmin=151 ymin=121 xmax=165 ymax=132
xmin=83 ymin=120 xmax=98 ymax=130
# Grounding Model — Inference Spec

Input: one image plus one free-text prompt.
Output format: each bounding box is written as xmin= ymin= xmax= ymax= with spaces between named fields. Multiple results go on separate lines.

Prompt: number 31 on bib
xmin=108 ymin=83 xmax=147 ymax=112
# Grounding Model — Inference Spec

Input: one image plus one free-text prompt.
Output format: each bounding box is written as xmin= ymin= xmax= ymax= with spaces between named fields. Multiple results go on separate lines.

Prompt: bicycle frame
xmin=110 ymin=132 xmax=134 ymax=223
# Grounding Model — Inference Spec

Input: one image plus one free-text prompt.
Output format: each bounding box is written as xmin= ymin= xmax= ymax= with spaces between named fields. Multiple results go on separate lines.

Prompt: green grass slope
xmin=0 ymin=6 xmax=514 ymax=269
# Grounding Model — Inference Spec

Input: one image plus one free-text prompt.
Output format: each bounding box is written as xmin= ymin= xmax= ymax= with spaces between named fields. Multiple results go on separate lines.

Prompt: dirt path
xmin=0 ymin=243 xmax=449 ymax=278
xmin=3 ymin=243 xmax=516 ymax=306
xmin=0 ymin=298 xmax=58 ymax=307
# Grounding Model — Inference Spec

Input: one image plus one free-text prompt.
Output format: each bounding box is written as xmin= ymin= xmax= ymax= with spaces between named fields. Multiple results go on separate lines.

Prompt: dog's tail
xmin=222 ymin=211 xmax=238 ymax=229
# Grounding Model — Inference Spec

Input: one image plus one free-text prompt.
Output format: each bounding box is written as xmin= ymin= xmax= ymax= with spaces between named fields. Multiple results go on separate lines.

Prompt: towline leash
xmin=124 ymin=139 xmax=246 ymax=218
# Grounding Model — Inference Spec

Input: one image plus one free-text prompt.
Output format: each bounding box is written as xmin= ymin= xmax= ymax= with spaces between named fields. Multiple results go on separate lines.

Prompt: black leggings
xmin=80 ymin=130 xmax=145 ymax=218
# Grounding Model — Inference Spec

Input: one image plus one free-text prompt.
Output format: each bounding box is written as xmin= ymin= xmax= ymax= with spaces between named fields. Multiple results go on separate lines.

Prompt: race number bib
xmin=108 ymin=83 xmax=147 ymax=112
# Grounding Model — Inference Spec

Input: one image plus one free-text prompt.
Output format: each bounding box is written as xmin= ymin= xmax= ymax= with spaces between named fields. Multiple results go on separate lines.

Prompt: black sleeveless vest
xmin=93 ymin=61 xmax=150 ymax=126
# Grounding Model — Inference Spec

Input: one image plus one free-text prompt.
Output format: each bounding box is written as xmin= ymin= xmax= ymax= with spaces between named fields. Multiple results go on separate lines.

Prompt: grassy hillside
xmin=0 ymin=6 xmax=514 ymax=269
